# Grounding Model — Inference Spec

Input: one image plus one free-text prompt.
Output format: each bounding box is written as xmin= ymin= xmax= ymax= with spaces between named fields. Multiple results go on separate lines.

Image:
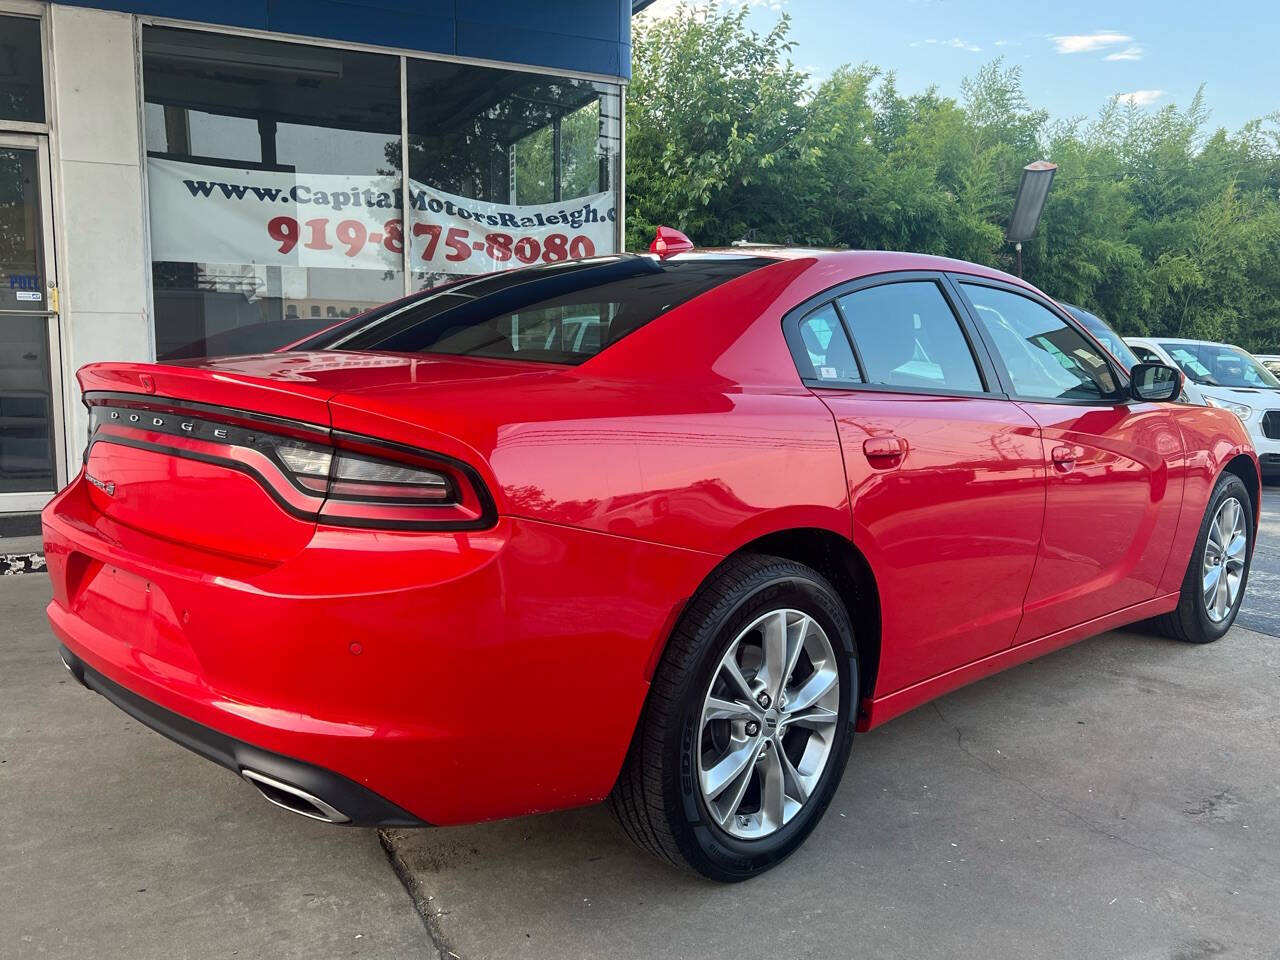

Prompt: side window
xmin=792 ymin=303 xmax=862 ymax=383
xmin=962 ymin=285 xmax=1119 ymax=401
xmin=1130 ymin=344 xmax=1162 ymax=365
xmin=837 ymin=282 xmax=983 ymax=392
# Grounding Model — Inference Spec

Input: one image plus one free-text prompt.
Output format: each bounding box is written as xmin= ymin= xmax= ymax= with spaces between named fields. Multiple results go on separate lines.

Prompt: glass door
xmin=0 ymin=133 xmax=62 ymax=512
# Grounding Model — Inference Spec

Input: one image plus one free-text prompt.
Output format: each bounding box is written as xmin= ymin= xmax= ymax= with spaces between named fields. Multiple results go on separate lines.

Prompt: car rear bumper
xmin=58 ymin=644 xmax=426 ymax=826
xmin=43 ymin=474 xmax=714 ymax=826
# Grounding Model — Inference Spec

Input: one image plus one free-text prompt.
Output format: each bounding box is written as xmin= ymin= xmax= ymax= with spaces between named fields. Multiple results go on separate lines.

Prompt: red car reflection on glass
xmin=45 ymin=235 xmax=1260 ymax=881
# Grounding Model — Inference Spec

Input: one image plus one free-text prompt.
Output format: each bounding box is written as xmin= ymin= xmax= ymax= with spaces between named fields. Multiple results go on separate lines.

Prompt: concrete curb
xmin=377 ymin=829 xmax=451 ymax=960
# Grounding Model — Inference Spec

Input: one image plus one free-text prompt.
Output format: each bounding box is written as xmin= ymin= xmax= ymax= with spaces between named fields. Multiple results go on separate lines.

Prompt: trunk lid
xmin=79 ymin=352 xmax=424 ymax=421
xmin=79 ymin=351 xmax=552 ymax=407
xmin=76 ymin=352 xmax=555 ymax=559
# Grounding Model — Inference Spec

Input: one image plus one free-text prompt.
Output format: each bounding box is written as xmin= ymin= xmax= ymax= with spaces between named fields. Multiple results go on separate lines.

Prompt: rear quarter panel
xmin=329 ymin=378 xmax=852 ymax=557
xmin=323 ymin=369 xmax=853 ymax=819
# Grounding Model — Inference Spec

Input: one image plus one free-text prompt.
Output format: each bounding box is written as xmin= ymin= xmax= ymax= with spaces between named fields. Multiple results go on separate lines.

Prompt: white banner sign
xmin=147 ymin=158 xmax=617 ymax=276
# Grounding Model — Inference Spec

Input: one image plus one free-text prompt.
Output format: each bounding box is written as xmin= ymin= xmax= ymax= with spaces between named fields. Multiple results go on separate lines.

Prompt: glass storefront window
xmin=0 ymin=15 xmax=45 ymax=124
xmin=142 ymin=27 xmax=402 ymax=360
xmin=140 ymin=27 xmax=623 ymax=360
xmin=405 ymin=60 xmax=620 ymax=291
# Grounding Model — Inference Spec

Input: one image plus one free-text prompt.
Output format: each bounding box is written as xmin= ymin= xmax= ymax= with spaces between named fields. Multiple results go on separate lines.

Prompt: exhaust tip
xmin=241 ymin=769 xmax=351 ymax=824
xmin=59 ymin=649 xmax=89 ymax=688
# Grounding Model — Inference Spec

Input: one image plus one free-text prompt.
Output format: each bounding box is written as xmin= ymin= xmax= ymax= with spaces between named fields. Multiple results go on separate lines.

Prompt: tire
xmin=1152 ymin=472 xmax=1254 ymax=643
xmin=610 ymin=553 xmax=858 ymax=881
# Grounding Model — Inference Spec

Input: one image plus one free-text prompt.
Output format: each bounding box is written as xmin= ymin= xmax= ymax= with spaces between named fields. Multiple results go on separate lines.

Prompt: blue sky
xmin=640 ymin=0 xmax=1279 ymax=133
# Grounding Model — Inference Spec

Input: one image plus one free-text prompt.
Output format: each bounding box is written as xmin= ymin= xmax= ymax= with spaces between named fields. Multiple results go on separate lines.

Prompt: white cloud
xmin=1104 ymin=45 xmax=1144 ymax=61
xmin=1051 ymin=31 xmax=1132 ymax=54
xmin=1117 ymin=89 xmax=1165 ymax=106
xmin=911 ymin=37 xmax=982 ymax=52
xmin=994 ymin=39 xmax=1022 ymax=48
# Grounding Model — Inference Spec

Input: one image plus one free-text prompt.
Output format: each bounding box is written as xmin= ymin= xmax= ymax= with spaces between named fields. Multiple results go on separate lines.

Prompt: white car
xmin=1126 ymin=336 xmax=1280 ymax=478
xmin=1256 ymin=354 xmax=1280 ymax=379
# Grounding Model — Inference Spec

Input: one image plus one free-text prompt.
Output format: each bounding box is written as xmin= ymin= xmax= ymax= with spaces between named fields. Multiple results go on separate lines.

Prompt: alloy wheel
xmin=1202 ymin=496 xmax=1248 ymax=623
xmin=696 ymin=608 xmax=841 ymax=840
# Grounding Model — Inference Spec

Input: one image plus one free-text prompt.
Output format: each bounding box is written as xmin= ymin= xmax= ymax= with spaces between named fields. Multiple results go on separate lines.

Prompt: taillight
xmin=84 ymin=395 xmax=493 ymax=530
xmin=330 ymin=452 xmax=452 ymax=502
xmin=319 ymin=432 xmax=491 ymax=529
xmin=273 ymin=444 xmax=453 ymax=502
xmin=276 ymin=444 xmax=333 ymax=493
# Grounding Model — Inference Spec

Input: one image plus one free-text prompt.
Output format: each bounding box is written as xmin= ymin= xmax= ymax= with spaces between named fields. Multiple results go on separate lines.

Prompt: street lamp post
xmin=1006 ymin=160 xmax=1058 ymax=278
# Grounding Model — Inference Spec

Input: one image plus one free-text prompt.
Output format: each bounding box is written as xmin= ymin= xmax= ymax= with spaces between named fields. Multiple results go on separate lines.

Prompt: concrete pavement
xmin=0 ymin=574 xmax=432 ymax=960
xmin=381 ymin=481 xmax=1280 ymax=960
xmin=386 ymin=622 xmax=1280 ymax=960
xmin=4 ymin=481 xmax=1277 ymax=960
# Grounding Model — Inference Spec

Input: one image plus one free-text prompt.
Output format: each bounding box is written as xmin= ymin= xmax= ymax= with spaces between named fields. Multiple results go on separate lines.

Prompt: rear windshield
xmin=297 ymin=255 xmax=773 ymax=364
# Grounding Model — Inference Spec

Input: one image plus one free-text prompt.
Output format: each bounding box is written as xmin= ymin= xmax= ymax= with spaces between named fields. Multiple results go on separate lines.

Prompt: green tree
xmin=628 ymin=3 xmax=1280 ymax=350
xmin=625 ymin=1 xmax=816 ymax=247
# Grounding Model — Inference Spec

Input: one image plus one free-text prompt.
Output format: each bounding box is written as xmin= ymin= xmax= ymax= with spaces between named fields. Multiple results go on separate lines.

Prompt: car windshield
xmin=1158 ymin=342 xmax=1280 ymax=388
xmin=295 ymin=254 xmax=774 ymax=364
xmin=1061 ymin=305 xmax=1140 ymax=369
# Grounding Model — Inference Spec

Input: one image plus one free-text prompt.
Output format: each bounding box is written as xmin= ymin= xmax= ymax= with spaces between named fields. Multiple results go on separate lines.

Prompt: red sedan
xmin=44 ymin=241 xmax=1260 ymax=881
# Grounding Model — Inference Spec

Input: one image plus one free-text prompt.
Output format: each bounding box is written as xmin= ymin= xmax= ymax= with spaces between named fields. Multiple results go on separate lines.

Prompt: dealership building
xmin=0 ymin=0 xmax=647 ymax=521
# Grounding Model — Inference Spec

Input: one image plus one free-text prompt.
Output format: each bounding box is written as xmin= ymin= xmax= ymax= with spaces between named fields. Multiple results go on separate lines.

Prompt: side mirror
xmin=1130 ymin=362 xmax=1182 ymax=402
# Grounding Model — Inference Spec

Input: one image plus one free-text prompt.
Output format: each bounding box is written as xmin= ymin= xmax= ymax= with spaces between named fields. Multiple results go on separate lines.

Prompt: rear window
xmin=297 ymin=255 xmax=773 ymax=364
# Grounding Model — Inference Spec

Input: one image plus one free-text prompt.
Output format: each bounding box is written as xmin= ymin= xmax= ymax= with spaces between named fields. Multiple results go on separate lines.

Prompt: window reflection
xmin=965 ymin=285 xmax=1117 ymax=400
xmin=142 ymin=27 xmax=402 ymax=360
xmin=140 ymin=27 xmax=623 ymax=361
xmin=405 ymin=60 xmax=620 ymax=291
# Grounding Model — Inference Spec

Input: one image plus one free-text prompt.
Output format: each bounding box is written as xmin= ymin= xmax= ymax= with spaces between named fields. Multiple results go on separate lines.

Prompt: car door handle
xmin=863 ymin=435 xmax=908 ymax=464
xmin=1051 ymin=444 xmax=1082 ymax=471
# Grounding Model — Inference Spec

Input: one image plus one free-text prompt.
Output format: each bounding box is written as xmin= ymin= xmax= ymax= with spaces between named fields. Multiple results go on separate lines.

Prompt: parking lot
xmin=3 ymin=483 xmax=1278 ymax=960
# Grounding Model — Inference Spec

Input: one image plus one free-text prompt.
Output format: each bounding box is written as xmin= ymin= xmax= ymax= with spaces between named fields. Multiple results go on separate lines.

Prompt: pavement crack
xmin=377 ymin=828 xmax=458 ymax=960
xmin=928 ymin=701 xmax=1234 ymax=889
